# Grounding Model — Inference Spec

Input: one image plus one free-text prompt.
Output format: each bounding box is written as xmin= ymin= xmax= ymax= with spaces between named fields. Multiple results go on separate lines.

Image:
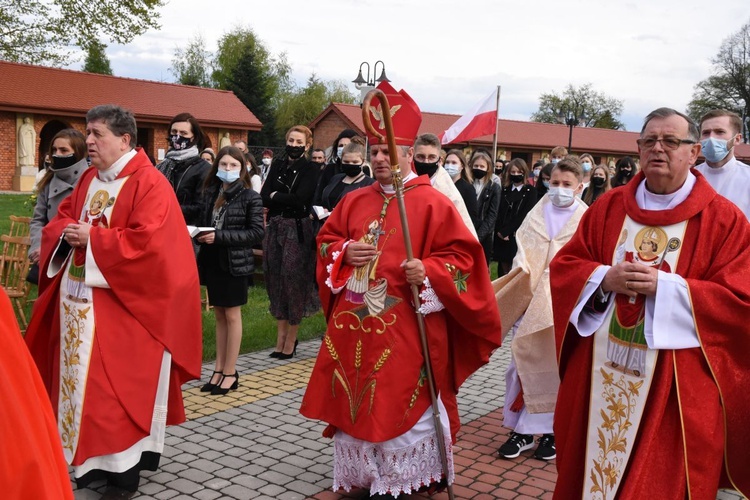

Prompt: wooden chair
xmin=0 ymin=234 xmax=32 ymax=330
xmin=9 ymin=215 xmax=31 ymax=238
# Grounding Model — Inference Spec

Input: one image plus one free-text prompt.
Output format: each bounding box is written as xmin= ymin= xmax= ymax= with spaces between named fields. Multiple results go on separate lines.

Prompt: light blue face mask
xmin=542 ymin=180 xmax=550 ymax=189
xmin=216 ymin=169 xmax=240 ymax=183
xmin=551 ymin=158 xmax=560 ymax=165
xmin=444 ymin=163 xmax=461 ymax=177
xmin=700 ymin=137 xmax=731 ymax=163
xmin=581 ymin=161 xmax=592 ymax=173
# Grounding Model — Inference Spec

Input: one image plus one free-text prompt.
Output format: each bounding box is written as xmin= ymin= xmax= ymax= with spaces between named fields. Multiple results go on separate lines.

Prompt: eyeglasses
xmin=636 ymin=137 xmax=696 ymax=151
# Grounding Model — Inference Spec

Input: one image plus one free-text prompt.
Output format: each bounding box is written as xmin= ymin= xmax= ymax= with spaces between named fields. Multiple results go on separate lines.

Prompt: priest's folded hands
xmin=601 ymin=261 xmax=658 ymax=298
xmin=62 ymin=221 xmax=92 ymax=248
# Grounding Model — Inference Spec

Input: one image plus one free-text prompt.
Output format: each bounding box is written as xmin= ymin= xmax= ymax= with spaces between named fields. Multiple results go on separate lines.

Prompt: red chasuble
xmin=25 ymin=149 xmax=203 ymax=464
xmin=550 ymin=170 xmax=750 ymax=499
xmin=300 ymin=177 xmax=502 ymax=443
xmin=0 ymin=290 xmax=73 ymax=499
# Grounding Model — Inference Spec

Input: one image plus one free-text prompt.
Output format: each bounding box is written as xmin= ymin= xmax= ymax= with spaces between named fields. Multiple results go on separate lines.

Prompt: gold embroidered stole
xmin=58 ymin=175 xmax=129 ymax=463
xmin=583 ymin=216 xmax=687 ymax=499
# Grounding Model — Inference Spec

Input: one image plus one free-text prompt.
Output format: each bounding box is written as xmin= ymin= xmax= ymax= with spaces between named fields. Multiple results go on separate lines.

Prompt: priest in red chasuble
xmin=300 ymin=82 xmax=502 ymax=498
xmin=550 ymin=107 xmax=750 ymax=500
xmin=25 ymin=105 xmax=202 ymax=498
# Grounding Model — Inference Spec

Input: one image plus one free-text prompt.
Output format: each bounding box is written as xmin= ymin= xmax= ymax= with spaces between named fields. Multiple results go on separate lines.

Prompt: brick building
xmin=309 ymin=102 xmax=750 ymax=166
xmin=0 ymin=61 xmax=262 ymax=191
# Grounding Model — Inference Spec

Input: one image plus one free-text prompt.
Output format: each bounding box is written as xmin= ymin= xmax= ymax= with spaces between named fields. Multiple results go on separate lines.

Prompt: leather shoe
xmin=100 ymin=486 xmax=136 ymax=499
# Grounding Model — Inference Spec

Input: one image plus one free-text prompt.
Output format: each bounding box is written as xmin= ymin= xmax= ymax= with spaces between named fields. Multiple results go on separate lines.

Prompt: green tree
xmin=170 ymin=34 xmax=212 ymax=87
xmin=1 ymin=0 xmax=164 ymax=66
xmin=215 ymin=26 xmax=292 ymax=145
xmin=82 ymin=40 xmax=113 ymax=75
xmin=275 ymin=74 xmax=357 ymax=138
xmin=531 ymin=83 xmax=625 ymax=130
xmin=687 ymin=20 xmax=750 ymax=141
xmin=227 ymin=46 xmax=279 ymax=146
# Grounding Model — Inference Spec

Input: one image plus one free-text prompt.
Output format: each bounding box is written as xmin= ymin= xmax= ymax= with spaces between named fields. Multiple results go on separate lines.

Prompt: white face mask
xmin=444 ymin=163 xmax=461 ymax=178
xmin=261 ymin=158 xmax=271 ymax=166
xmin=548 ymin=186 xmax=575 ymax=207
xmin=337 ymin=146 xmax=344 ymax=158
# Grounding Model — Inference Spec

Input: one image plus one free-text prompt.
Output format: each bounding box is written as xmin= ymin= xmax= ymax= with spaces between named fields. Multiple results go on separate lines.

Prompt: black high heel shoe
xmin=200 ymin=371 xmax=222 ymax=392
xmin=211 ymin=372 xmax=239 ymax=395
xmin=269 ymin=351 xmax=282 ymax=358
xmin=276 ymin=340 xmax=298 ymax=360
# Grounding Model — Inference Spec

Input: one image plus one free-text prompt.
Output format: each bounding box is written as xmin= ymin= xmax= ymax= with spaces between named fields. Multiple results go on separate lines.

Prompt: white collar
xmin=97 ymin=149 xmax=136 ymax=182
xmin=380 ymin=171 xmax=417 ymax=194
xmin=636 ymin=171 xmax=696 ymax=210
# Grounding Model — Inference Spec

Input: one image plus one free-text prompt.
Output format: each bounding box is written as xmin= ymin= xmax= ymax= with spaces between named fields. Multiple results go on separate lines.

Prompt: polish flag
xmin=439 ymin=89 xmax=498 ymax=145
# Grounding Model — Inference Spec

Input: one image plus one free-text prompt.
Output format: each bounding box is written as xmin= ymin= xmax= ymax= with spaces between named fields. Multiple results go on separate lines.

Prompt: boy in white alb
xmin=695 ymin=109 xmax=750 ymax=220
xmin=493 ymin=158 xmax=587 ymax=460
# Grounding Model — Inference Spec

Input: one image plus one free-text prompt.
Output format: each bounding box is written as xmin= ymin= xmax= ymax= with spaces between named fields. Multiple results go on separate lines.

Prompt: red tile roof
xmin=312 ymin=103 xmax=640 ymax=155
xmin=0 ymin=61 xmax=262 ymax=130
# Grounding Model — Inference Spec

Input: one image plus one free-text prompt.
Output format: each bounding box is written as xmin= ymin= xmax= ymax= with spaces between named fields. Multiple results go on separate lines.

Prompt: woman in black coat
xmin=156 ymin=112 xmax=212 ymax=225
xmin=494 ymin=158 xmax=537 ymax=275
xmin=261 ymin=125 xmax=320 ymax=360
xmin=316 ymin=139 xmax=374 ymax=211
xmin=469 ymin=150 xmax=501 ymax=264
xmin=196 ymin=146 xmax=265 ymax=395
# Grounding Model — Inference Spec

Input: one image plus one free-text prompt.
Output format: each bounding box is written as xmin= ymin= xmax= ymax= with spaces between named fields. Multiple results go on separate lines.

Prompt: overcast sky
xmin=79 ymin=0 xmax=749 ymax=132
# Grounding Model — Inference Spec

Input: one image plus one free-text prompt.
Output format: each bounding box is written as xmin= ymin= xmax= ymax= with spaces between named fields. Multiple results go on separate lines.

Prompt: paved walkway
xmin=71 ymin=340 xmax=744 ymax=499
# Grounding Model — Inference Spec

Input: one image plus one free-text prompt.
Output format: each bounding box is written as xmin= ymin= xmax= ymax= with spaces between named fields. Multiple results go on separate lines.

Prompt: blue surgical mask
xmin=444 ymin=163 xmax=461 ymax=177
xmin=551 ymin=158 xmax=560 ymax=165
xmin=216 ymin=169 xmax=240 ymax=183
xmin=548 ymin=186 xmax=575 ymax=207
xmin=581 ymin=161 xmax=592 ymax=173
xmin=700 ymin=137 xmax=732 ymax=163
xmin=542 ymin=180 xmax=550 ymax=189
xmin=337 ymin=146 xmax=344 ymax=159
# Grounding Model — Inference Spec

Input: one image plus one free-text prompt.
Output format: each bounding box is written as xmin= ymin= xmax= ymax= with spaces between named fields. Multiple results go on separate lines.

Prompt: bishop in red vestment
xmin=300 ymin=82 xmax=501 ymax=497
xmin=25 ymin=105 xmax=202 ymax=497
xmin=550 ymin=108 xmax=750 ymax=499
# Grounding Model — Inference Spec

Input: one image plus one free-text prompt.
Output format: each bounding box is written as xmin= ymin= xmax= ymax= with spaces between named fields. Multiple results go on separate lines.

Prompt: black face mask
xmin=51 ymin=154 xmax=78 ymax=171
xmin=341 ymin=163 xmax=363 ymax=177
xmin=286 ymin=145 xmax=306 ymax=160
xmin=510 ymin=174 xmax=525 ymax=184
xmin=414 ymin=160 xmax=439 ymax=178
xmin=170 ymin=134 xmax=194 ymax=151
xmin=472 ymin=168 xmax=487 ymax=180
xmin=618 ymin=168 xmax=632 ymax=178
xmin=494 ymin=168 xmax=503 ymax=176
xmin=592 ymin=177 xmax=607 ymax=188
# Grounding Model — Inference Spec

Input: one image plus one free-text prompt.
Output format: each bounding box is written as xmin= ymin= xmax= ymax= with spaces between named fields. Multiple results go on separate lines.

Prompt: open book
xmin=187 ymin=225 xmax=216 ymax=238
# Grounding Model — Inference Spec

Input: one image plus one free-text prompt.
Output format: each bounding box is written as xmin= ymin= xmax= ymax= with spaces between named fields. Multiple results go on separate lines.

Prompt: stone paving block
xmin=239 ymin=463 xmax=267 ymax=476
xmin=258 ymin=469 xmax=293 ymax=485
xmin=223 ymin=446 xmax=248 ymax=458
xmin=198 ymin=449 xmax=223 ymax=461
xmin=137 ymin=481 xmax=167 ymax=496
xmin=161 ymin=462 xmax=189 ymax=474
xmin=297 ymin=471 xmax=327 ymax=484
xmin=280 ymin=453 xmax=317 ymax=469
xmin=258 ymin=484 xmax=286 ymax=497
xmin=174 ymin=441 xmax=209 ymax=455
xmin=264 ymin=448 xmax=291 ymax=460
xmin=165 ymin=478 xmax=204 ymax=495
xmin=177 ymin=468 xmax=213 ymax=484
xmin=147 ymin=471 xmax=179 ymax=484
xmin=277 ymin=491 xmax=306 ymax=500
xmin=203 ymin=478 xmax=232 ymax=490
xmin=167 ymin=426 xmax=193 ymax=438
xmin=190 ymin=458 xmax=224 ymax=474
xmin=203 ymin=439 xmax=233 ymax=452
xmin=214 ymin=454 xmax=248 ymax=469
xmin=270 ymin=461 xmax=305 ymax=477
xmin=193 ymin=489 xmax=223 ymax=500
xmin=222 ymin=484 xmax=259 ymax=500
xmin=231 ymin=474 xmax=268 ymax=490
xmin=154 ymin=490 xmax=179 ymax=500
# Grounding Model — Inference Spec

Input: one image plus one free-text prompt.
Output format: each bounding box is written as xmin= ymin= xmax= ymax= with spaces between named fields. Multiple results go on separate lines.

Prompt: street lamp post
xmin=352 ymin=61 xmax=390 ymax=104
xmin=565 ymin=113 xmax=578 ymax=151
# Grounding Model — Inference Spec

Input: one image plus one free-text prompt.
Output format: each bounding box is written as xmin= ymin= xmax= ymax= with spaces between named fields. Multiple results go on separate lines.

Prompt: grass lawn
xmin=0 ymin=193 xmax=327 ymax=361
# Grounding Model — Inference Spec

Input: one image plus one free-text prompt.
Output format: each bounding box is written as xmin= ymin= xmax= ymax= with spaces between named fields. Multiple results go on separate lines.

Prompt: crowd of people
xmin=6 ymin=85 xmax=750 ymax=499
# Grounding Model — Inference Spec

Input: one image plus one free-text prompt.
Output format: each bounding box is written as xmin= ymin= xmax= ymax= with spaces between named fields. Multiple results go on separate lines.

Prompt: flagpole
xmin=492 ymin=85 xmax=501 ymax=163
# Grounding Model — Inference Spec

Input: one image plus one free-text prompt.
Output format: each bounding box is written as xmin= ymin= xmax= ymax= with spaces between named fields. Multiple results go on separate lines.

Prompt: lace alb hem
xmin=332 ymin=430 xmax=454 ymax=496
xmin=418 ymin=276 xmax=444 ymax=315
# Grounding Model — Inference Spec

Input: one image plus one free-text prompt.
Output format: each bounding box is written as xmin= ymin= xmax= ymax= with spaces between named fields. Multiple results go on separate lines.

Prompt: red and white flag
xmin=439 ymin=89 xmax=498 ymax=145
